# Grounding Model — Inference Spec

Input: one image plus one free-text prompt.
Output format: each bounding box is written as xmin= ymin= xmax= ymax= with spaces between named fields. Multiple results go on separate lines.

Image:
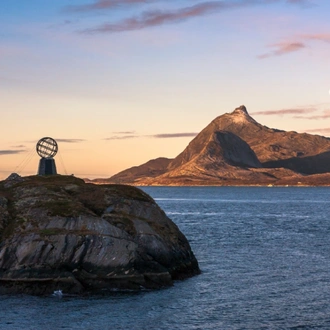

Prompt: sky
xmin=1 ymin=0 xmax=330 ymax=179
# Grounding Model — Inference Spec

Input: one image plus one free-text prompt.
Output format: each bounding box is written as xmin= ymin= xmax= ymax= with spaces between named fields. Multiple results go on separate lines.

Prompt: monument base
xmin=38 ymin=158 xmax=57 ymax=175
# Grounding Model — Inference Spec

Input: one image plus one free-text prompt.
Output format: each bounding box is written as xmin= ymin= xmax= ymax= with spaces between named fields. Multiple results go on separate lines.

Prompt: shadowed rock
xmin=0 ymin=175 xmax=199 ymax=295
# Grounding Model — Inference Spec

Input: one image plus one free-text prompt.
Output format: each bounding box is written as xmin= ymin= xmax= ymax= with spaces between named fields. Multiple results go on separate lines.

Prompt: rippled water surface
xmin=2 ymin=187 xmax=330 ymax=329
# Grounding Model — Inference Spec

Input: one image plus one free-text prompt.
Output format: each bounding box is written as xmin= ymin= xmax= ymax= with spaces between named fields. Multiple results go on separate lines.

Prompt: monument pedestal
xmin=38 ymin=158 xmax=57 ymax=175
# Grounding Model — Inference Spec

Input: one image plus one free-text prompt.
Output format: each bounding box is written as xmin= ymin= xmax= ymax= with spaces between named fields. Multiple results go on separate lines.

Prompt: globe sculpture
xmin=36 ymin=137 xmax=58 ymax=175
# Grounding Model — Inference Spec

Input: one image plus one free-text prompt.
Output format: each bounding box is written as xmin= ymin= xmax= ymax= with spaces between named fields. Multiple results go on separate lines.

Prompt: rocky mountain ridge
xmin=89 ymin=106 xmax=330 ymax=186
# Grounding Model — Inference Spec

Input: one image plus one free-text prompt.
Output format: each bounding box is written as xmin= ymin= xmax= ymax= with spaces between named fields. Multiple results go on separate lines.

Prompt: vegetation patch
xmin=77 ymin=186 xmax=107 ymax=216
xmin=103 ymin=185 xmax=154 ymax=203
xmin=5 ymin=175 xmax=84 ymax=192
xmin=39 ymin=227 xmax=95 ymax=237
xmin=38 ymin=199 xmax=85 ymax=217
xmin=39 ymin=228 xmax=65 ymax=236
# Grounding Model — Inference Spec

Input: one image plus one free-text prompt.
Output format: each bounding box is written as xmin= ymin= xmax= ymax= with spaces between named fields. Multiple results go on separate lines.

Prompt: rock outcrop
xmin=0 ymin=175 xmax=199 ymax=295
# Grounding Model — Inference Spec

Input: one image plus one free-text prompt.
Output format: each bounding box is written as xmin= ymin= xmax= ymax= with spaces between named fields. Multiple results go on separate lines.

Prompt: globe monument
xmin=36 ymin=137 xmax=58 ymax=175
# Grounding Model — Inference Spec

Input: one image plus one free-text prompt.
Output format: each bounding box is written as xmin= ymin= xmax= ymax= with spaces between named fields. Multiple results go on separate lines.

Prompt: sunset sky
xmin=1 ymin=0 xmax=330 ymax=179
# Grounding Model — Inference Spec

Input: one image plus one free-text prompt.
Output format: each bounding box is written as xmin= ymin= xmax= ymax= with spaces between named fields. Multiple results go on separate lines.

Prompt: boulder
xmin=0 ymin=175 xmax=199 ymax=295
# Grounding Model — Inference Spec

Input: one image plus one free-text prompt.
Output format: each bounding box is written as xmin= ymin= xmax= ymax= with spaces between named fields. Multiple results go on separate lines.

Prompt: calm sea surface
xmin=1 ymin=187 xmax=330 ymax=329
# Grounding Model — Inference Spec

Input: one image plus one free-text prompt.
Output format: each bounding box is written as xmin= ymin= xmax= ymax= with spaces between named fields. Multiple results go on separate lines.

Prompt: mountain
xmin=90 ymin=106 xmax=330 ymax=186
xmin=92 ymin=157 xmax=172 ymax=184
xmin=207 ymin=105 xmax=330 ymax=173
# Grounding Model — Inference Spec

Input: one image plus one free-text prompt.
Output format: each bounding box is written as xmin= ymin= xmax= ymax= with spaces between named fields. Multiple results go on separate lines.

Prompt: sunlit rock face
xmin=0 ymin=175 xmax=200 ymax=295
xmin=97 ymin=105 xmax=330 ymax=186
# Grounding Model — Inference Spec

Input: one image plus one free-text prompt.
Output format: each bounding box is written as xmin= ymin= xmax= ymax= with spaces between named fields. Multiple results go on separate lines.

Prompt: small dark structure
xmin=36 ymin=137 xmax=58 ymax=175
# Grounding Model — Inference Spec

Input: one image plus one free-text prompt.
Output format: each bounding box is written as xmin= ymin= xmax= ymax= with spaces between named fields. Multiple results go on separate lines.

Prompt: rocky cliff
xmin=0 ymin=174 xmax=199 ymax=295
xmin=91 ymin=105 xmax=330 ymax=186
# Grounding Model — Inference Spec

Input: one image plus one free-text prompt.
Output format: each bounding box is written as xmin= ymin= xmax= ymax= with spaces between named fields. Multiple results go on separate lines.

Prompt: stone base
xmin=38 ymin=158 xmax=57 ymax=175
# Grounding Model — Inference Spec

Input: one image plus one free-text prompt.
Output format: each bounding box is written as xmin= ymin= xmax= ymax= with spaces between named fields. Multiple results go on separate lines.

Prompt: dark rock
xmin=4 ymin=173 xmax=25 ymax=188
xmin=0 ymin=175 xmax=199 ymax=295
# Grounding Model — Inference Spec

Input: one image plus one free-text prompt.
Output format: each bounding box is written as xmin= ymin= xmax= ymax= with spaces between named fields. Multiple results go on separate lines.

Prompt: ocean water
xmin=1 ymin=186 xmax=330 ymax=329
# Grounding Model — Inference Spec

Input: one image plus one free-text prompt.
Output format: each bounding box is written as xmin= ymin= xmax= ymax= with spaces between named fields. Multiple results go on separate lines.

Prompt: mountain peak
xmin=232 ymin=105 xmax=248 ymax=115
xmin=228 ymin=105 xmax=255 ymax=125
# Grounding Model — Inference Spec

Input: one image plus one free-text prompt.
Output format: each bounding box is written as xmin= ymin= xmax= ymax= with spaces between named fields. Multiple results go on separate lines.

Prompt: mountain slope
xmin=109 ymin=157 xmax=172 ymax=184
xmin=165 ymin=130 xmax=261 ymax=173
xmin=167 ymin=112 xmax=261 ymax=171
xmin=88 ymin=157 xmax=172 ymax=184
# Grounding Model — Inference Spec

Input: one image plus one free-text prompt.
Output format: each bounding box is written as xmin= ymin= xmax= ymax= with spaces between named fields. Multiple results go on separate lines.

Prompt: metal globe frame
xmin=36 ymin=137 xmax=58 ymax=159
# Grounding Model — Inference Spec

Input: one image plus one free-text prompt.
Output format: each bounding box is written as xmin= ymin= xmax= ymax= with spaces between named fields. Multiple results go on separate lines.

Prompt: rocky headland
xmin=0 ymin=174 xmax=199 ymax=295
xmin=89 ymin=106 xmax=330 ymax=186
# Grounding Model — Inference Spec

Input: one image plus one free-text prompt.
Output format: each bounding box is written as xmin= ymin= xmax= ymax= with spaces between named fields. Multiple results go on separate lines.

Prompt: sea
xmin=1 ymin=186 xmax=330 ymax=329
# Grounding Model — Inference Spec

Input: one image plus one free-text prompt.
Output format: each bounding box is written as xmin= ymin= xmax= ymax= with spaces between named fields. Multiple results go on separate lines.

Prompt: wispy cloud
xmin=258 ymin=42 xmax=305 ymax=59
xmin=151 ymin=133 xmax=198 ymax=138
xmin=304 ymin=128 xmax=330 ymax=134
xmin=259 ymin=33 xmax=330 ymax=59
xmin=75 ymin=0 xmax=311 ymax=34
xmin=251 ymin=107 xmax=317 ymax=116
xmin=302 ymin=33 xmax=330 ymax=42
xmin=79 ymin=2 xmax=242 ymax=33
xmin=294 ymin=110 xmax=330 ymax=120
xmin=105 ymin=131 xmax=197 ymax=140
xmin=11 ymin=144 xmax=26 ymax=148
xmin=56 ymin=139 xmax=86 ymax=143
xmin=251 ymin=107 xmax=330 ymax=120
xmin=105 ymin=134 xmax=138 ymax=140
xmin=0 ymin=149 xmax=25 ymax=156
xmin=66 ymin=0 xmax=314 ymax=14
xmin=112 ymin=131 xmax=136 ymax=134
xmin=64 ymin=0 xmax=150 ymax=13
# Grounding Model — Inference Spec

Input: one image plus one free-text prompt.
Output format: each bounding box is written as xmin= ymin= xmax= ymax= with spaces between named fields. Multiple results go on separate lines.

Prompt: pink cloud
xmin=77 ymin=0 xmax=312 ymax=34
xmin=258 ymin=42 xmax=306 ymax=59
xmin=56 ymin=139 xmax=86 ymax=143
xmin=64 ymin=0 xmax=149 ymax=12
xmin=105 ymin=135 xmax=138 ymax=140
xmin=251 ymin=108 xmax=317 ymax=116
xmin=302 ymin=33 xmax=330 ymax=43
xmin=259 ymin=32 xmax=330 ymax=59
xmin=294 ymin=110 xmax=330 ymax=120
xmin=66 ymin=0 xmax=314 ymax=14
xmin=304 ymin=128 xmax=330 ymax=134
xmin=151 ymin=133 xmax=198 ymax=138
xmin=105 ymin=132 xmax=198 ymax=140
xmin=80 ymin=2 xmax=243 ymax=33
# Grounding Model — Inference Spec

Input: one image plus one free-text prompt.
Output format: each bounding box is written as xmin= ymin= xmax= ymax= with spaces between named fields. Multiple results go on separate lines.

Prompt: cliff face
xmin=167 ymin=128 xmax=261 ymax=171
xmin=96 ymin=105 xmax=330 ymax=186
xmin=0 ymin=175 xmax=199 ymax=295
